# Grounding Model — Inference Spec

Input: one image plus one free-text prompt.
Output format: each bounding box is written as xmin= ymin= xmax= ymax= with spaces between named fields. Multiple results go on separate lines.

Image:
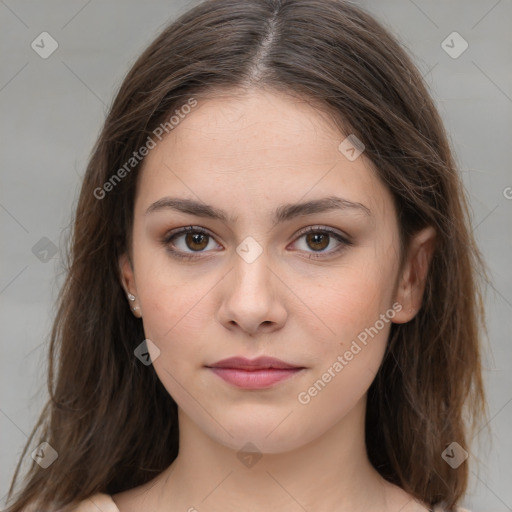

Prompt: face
xmin=120 ymin=88 xmax=434 ymax=454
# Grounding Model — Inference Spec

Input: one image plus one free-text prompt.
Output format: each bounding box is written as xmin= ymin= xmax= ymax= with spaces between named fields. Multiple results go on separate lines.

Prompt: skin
xmin=115 ymin=87 xmax=436 ymax=512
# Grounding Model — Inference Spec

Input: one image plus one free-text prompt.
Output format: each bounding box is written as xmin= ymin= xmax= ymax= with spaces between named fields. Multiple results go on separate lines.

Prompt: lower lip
xmin=208 ymin=367 xmax=304 ymax=389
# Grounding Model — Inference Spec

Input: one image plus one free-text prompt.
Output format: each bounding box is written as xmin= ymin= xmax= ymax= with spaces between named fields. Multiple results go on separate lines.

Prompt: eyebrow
xmin=145 ymin=195 xmax=372 ymax=226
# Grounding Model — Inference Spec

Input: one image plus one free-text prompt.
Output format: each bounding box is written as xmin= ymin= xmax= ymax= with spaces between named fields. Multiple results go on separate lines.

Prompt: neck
xmin=151 ymin=397 xmax=415 ymax=512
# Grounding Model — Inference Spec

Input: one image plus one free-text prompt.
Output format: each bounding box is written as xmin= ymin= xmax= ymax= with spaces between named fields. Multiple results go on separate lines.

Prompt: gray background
xmin=1 ymin=0 xmax=511 ymax=510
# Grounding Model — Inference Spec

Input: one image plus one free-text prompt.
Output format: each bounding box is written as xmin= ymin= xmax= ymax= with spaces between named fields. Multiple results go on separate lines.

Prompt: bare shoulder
xmin=60 ymin=493 xmax=120 ymax=512
xmin=433 ymin=506 xmax=472 ymax=512
xmin=110 ymin=481 xmax=157 ymax=512
xmin=382 ymin=481 xmax=473 ymax=512
xmin=110 ymin=470 xmax=170 ymax=512
xmin=18 ymin=494 xmax=118 ymax=512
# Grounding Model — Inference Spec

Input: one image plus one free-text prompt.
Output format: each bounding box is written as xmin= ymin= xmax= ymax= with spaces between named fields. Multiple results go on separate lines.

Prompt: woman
xmin=6 ymin=0 xmax=487 ymax=511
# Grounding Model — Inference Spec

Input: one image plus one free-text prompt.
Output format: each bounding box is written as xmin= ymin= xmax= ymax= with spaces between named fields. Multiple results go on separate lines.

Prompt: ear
xmin=392 ymin=226 xmax=436 ymax=324
xmin=119 ymin=252 xmax=142 ymax=317
xmin=119 ymin=252 xmax=136 ymax=294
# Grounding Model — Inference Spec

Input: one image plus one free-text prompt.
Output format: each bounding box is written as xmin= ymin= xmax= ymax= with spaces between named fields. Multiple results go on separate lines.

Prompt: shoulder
xmin=59 ymin=493 xmax=120 ymax=512
xmin=433 ymin=507 xmax=472 ymax=512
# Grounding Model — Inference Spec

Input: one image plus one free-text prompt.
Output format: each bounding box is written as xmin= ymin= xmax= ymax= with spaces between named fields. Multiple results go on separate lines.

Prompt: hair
xmin=6 ymin=0 xmax=488 ymax=510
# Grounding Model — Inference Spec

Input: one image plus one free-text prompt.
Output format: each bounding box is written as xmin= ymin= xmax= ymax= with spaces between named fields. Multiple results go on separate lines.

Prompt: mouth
xmin=205 ymin=356 xmax=306 ymax=389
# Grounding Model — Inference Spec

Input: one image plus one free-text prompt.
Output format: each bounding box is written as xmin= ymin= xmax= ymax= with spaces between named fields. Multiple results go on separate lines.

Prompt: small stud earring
xmin=127 ymin=293 xmax=136 ymax=301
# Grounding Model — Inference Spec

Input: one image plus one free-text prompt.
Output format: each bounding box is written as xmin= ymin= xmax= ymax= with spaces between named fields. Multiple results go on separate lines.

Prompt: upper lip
xmin=206 ymin=356 xmax=304 ymax=370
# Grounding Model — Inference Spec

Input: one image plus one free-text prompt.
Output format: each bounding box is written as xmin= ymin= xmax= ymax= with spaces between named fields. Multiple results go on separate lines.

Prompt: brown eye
xmin=291 ymin=226 xmax=352 ymax=260
xmin=305 ymin=232 xmax=330 ymax=251
xmin=184 ymin=232 xmax=209 ymax=251
xmin=162 ymin=226 xmax=221 ymax=260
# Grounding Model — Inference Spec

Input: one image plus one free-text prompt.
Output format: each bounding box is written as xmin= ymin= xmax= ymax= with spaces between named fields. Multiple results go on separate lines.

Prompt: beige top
xmin=68 ymin=493 xmax=473 ymax=512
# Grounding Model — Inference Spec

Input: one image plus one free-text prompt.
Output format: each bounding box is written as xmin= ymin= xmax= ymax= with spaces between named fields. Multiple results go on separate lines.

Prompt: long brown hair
xmin=6 ymin=0 xmax=488 ymax=510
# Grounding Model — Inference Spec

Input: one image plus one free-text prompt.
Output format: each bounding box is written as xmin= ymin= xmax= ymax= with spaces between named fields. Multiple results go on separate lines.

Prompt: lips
xmin=206 ymin=356 xmax=303 ymax=371
xmin=205 ymin=356 xmax=306 ymax=389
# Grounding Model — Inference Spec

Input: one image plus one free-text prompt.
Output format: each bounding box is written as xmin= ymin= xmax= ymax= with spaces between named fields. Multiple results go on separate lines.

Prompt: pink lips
xmin=206 ymin=356 xmax=305 ymax=389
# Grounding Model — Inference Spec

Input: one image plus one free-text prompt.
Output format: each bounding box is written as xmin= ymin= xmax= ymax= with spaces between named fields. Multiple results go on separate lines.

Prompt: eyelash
xmin=161 ymin=225 xmax=352 ymax=261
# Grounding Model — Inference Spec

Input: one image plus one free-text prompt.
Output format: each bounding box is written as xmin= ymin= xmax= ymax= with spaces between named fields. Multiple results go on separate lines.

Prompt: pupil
xmin=187 ymin=233 xmax=208 ymax=251
xmin=308 ymin=232 xmax=328 ymax=251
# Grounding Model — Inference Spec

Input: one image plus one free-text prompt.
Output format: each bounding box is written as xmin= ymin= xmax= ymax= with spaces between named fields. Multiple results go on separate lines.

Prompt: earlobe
xmin=392 ymin=226 xmax=436 ymax=324
xmin=119 ymin=253 xmax=142 ymax=317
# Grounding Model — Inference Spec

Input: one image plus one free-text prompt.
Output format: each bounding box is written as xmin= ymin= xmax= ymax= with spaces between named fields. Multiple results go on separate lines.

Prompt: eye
xmin=162 ymin=226 xmax=221 ymax=260
xmin=161 ymin=225 xmax=352 ymax=261
xmin=290 ymin=226 xmax=352 ymax=259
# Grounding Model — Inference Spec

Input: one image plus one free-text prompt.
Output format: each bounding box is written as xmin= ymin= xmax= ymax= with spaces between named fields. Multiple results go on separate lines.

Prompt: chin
xmin=204 ymin=416 xmax=318 ymax=455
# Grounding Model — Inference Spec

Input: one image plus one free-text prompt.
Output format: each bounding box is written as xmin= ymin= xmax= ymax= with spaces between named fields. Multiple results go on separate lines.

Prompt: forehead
xmin=158 ymin=88 xmax=346 ymax=164
xmin=135 ymin=88 xmax=394 ymax=224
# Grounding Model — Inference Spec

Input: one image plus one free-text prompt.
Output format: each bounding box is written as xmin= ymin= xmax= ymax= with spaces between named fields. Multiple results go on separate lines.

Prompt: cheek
xmin=133 ymin=254 xmax=218 ymax=396
xmin=135 ymin=243 xmax=215 ymax=336
xmin=308 ymin=284 xmax=392 ymax=393
xmin=294 ymin=272 xmax=395 ymax=432
xmin=299 ymin=250 xmax=397 ymax=393
xmin=293 ymin=336 xmax=386 ymax=451
xmin=313 ymin=256 xmax=397 ymax=345
xmin=139 ymin=275 xmax=211 ymax=408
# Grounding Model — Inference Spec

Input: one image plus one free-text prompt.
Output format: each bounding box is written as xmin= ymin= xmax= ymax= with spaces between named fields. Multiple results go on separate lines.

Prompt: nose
xmin=217 ymin=248 xmax=288 ymax=336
